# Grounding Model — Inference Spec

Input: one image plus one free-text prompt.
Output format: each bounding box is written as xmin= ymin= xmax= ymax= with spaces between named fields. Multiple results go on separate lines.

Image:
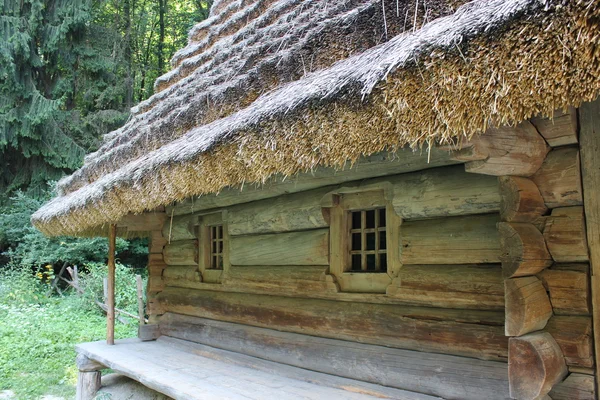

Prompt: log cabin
xmin=31 ymin=0 xmax=600 ymax=399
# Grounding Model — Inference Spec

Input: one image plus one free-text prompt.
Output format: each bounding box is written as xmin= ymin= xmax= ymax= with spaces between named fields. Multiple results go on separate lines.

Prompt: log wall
xmin=134 ymin=113 xmax=595 ymax=399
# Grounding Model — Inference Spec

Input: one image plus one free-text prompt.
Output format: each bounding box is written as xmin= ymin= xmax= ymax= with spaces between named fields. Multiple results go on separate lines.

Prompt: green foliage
xmin=0 ymin=266 xmax=139 ymax=399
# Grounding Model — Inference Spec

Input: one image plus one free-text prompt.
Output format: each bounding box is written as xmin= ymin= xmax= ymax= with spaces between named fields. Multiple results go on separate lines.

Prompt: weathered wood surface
xmin=156 ymin=288 xmax=507 ymax=360
xmin=230 ymin=229 xmax=329 ymax=266
xmin=530 ymin=107 xmax=579 ymax=147
xmin=543 ymin=206 xmax=589 ymax=263
xmin=579 ymin=99 xmax=600 ymax=385
xmin=387 ymin=264 xmax=504 ymax=310
xmin=76 ymin=371 xmax=101 ymax=400
xmin=498 ymin=222 xmax=552 ymax=277
xmin=107 ymin=224 xmax=116 ymax=345
xmin=499 ymin=176 xmax=546 ymax=223
xmin=538 ymin=266 xmax=590 ymax=315
xmin=163 ymin=240 xmax=198 ymax=266
xmin=159 ymin=313 xmax=509 ymax=400
xmin=162 ymin=215 xmax=196 ymax=241
xmin=531 ymin=146 xmax=582 ymax=208
xmin=117 ymin=212 xmax=167 ymax=232
xmin=163 ymin=265 xmax=201 ymax=283
xmin=508 ymin=332 xmax=567 ymax=400
xmin=549 ymin=373 xmax=595 ymax=400
xmin=149 ymin=231 xmax=167 ymax=254
xmin=138 ymin=324 xmax=160 ymax=341
xmin=546 ymin=316 xmax=594 ymax=368
xmin=167 ymin=149 xmax=472 ymax=216
xmin=76 ymin=353 xmax=104 ymax=372
xmin=504 ymin=276 xmax=552 ymax=337
xmin=77 ymin=338 xmax=440 ymax=400
xmin=225 ymin=265 xmax=327 ymax=293
xmin=401 ymin=214 xmax=500 ymax=265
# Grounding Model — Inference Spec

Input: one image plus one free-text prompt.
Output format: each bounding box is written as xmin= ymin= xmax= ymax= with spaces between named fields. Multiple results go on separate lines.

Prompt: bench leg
xmin=75 ymin=353 xmax=104 ymax=400
xmin=76 ymin=371 xmax=101 ymax=400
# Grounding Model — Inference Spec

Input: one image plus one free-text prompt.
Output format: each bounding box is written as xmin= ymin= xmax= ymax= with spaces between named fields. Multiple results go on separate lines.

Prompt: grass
xmin=0 ymin=266 xmax=140 ymax=399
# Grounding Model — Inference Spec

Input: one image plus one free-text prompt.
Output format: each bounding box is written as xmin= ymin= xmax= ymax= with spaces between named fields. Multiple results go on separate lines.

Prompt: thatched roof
xmin=33 ymin=0 xmax=600 ymax=236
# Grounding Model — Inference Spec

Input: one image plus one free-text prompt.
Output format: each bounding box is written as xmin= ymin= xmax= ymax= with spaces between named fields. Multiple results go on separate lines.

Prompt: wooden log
xmin=76 ymin=371 xmax=101 ymax=400
xmin=167 ymin=149 xmax=476 ymax=216
xmin=161 ymin=215 xmax=196 ymax=241
xmin=162 ymin=265 xmax=201 ymax=283
xmin=499 ymin=176 xmax=547 ymax=223
xmin=149 ymin=231 xmax=167 ymax=254
xmin=579 ymin=99 xmax=600 ymax=385
xmin=531 ymin=146 xmax=582 ymax=208
xmin=163 ymin=240 xmax=198 ymax=266
xmin=530 ymin=107 xmax=579 ymax=147
xmin=76 ymin=353 xmax=104 ymax=372
xmin=549 ymin=373 xmax=595 ymax=400
xmin=401 ymin=214 xmax=500 ymax=265
xmin=546 ymin=316 xmax=594 ymax=368
xmin=498 ymin=222 xmax=552 ymax=278
xmin=230 ymin=229 xmax=329 ymax=266
xmin=543 ymin=206 xmax=589 ymax=263
xmin=463 ymin=121 xmax=549 ymax=177
xmin=538 ymin=266 xmax=590 ymax=316
xmin=224 ymin=265 xmax=328 ymax=294
xmin=386 ymin=264 xmax=504 ymax=310
xmin=505 ymin=276 xmax=552 ymax=336
xmin=117 ymin=212 xmax=167 ymax=232
xmin=107 ymin=224 xmax=116 ymax=345
xmin=508 ymin=332 xmax=567 ymax=400
xmin=156 ymin=288 xmax=508 ymax=361
xmin=159 ymin=313 xmax=510 ymax=400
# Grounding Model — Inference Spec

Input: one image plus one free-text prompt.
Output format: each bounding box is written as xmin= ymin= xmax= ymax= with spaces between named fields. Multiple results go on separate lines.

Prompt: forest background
xmin=0 ymin=1 xmax=211 ymax=398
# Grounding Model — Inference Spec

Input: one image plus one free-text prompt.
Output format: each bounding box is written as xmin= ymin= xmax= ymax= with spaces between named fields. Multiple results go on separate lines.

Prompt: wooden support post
xmin=578 ymin=99 xmax=600 ymax=393
xmin=75 ymin=354 xmax=103 ymax=400
xmin=136 ymin=274 xmax=144 ymax=326
xmin=107 ymin=224 xmax=116 ymax=345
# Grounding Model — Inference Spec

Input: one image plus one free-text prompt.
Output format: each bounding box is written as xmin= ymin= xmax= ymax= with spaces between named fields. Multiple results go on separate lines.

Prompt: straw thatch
xmin=33 ymin=0 xmax=600 ymax=236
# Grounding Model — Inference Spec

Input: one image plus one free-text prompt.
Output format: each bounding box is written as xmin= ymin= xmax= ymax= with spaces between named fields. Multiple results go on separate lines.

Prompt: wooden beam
xmin=498 ymin=222 xmax=552 ymax=277
xmin=117 ymin=212 xmax=167 ymax=232
xmin=531 ymin=146 xmax=583 ymax=208
xmin=539 ymin=266 xmax=591 ymax=316
xmin=530 ymin=106 xmax=579 ymax=147
xmin=107 ymin=224 xmax=116 ymax=345
xmin=543 ymin=206 xmax=589 ymax=263
xmin=505 ymin=276 xmax=552 ymax=336
xmin=462 ymin=121 xmax=549 ymax=177
xmin=163 ymin=240 xmax=198 ymax=266
xmin=578 ymin=99 xmax=600 ymax=390
xmin=549 ymin=373 xmax=595 ymax=400
xmin=508 ymin=332 xmax=567 ymax=399
xmin=498 ymin=176 xmax=547 ymax=223
xmin=546 ymin=316 xmax=594 ymax=368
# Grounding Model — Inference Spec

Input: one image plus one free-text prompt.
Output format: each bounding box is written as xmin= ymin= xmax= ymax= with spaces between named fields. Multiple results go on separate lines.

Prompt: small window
xmin=349 ymin=208 xmax=387 ymax=272
xmin=209 ymin=224 xmax=224 ymax=269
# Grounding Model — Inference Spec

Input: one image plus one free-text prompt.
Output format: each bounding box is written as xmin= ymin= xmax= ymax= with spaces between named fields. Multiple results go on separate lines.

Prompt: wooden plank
xmin=505 ymin=276 xmax=552 ymax=336
xmin=531 ymin=146 xmax=583 ymax=208
xmin=499 ymin=176 xmax=547 ymax=223
xmin=538 ymin=266 xmax=590 ymax=315
xmin=386 ymin=264 xmax=504 ymax=310
xmin=159 ymin=313 xmax=509 ymax=400
xmin=463 ymin=121 xmax=549 ymax=176
xmin=163 ymin=240 xmax=198 ymax=266
xmin=508 ymin=332 xmax=567 ymax=399
xmin=401 ymin=214 xmax=500 ymax=265
xmin=531 ymin=107 xmax=579 ymax=147
xmin=543 ymin=206 xmax=589 ymax=262
xmin=579 ymin=99 xmax=600 ymax=391
xmin=224 ymin=265 xmax=328 ymax=294
xmin=230 ymin=229 xmax=329 ymax=266
xmin=167 ymin=149 xmax=473 ymax=216
xmin=549 ymin=373 xmax=595 ymax=400
xmin=498 ymin=222 xmax=552 ymax=278
xmin=77 ymin=338 xmax=440 ymax=400
xmin=156 ymin=288 xmax=507 ymax=361
xmin=547 ymin=316 xmax=594 ymax=368
xmin=107 ymin=224 xmax=116 ymax=345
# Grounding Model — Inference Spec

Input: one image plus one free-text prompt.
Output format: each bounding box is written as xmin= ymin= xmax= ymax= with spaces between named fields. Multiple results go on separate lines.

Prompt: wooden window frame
xmin=326 ymin=189 xmax=400 ymax=293
xmin=196 ymin=211 xmax=229 ymax=284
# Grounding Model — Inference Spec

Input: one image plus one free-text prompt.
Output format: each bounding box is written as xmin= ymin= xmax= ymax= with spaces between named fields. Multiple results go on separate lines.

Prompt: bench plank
xmin=76 ymin=338 xmax=439 ymax=400
xmin=159 ymin=313 xmax=510 ymax=400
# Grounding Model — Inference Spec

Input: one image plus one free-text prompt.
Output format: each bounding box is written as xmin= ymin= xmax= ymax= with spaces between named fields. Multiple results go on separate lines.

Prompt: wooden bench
xmin=75 ymin=312 xmax=511 ymax=400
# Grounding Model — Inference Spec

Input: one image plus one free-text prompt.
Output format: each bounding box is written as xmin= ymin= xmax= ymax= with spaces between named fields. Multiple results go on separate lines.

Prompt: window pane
xmin=379 ymin=230 xmax=387 ymax=250
xmin=379 ymin=208 xmax=386 ymax=227
xmin=366 ymin=210 xmax=375 ymax=229
xmin=379 ymin=254 xmax=387 ymax=271
xmin=352 ymin=211 xmax=361 ymax=229
xmin=218 ymin=225 xmax=223 ymax=237
xmin=211 ymin=255 xmax=217 ymax=269
xmin=366 ymin=232 xmax=375 ymax=250
xmin=212 ymin=240 xmax=217 ymax=253
xmin=351 ymin=254 xmax=362 ymax=271
xmin=352 ymin=233 xmax=361 ymax=250
xmin=366 ymin=254 xmax=376 ymax=271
